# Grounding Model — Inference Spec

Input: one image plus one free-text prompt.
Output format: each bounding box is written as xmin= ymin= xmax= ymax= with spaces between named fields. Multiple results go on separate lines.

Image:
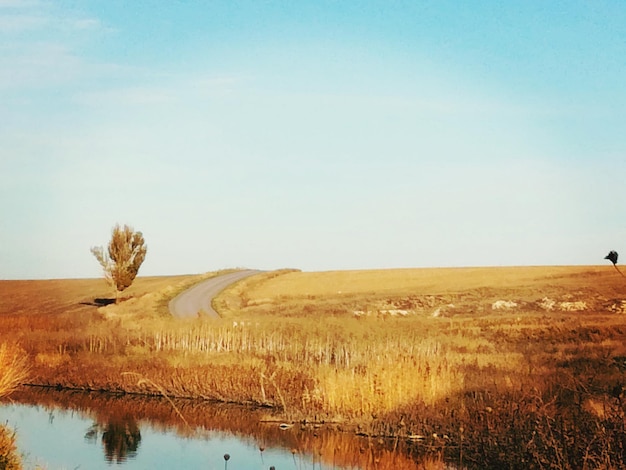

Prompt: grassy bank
xmin=0 ymin=343 xmax=30 ymax=470
xmin=1 ymin=266 xmax=626 ymax=468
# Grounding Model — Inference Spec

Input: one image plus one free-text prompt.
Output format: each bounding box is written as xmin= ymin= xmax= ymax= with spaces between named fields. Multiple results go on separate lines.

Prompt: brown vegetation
xmin=0 ymin=426 xmax=21 ymax=470
xmin=0 ymin=343 xmax=29 ymax=399
xmin=1 ymin=266 xmax=626 ymax=468
xmin=0 ymin=343 xmax=29 ymax=470
xmin=91 ymin=224 xmax=148 ymax=300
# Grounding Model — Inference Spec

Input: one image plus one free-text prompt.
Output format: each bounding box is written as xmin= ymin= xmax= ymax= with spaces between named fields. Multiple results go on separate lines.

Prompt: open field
xmin=0 ymin=274 xmax=205 ymax=317
xmin=219 ymin=265 xmax=626 ymax=315
xmin=1 ymin=265 xmax=626 ymax=468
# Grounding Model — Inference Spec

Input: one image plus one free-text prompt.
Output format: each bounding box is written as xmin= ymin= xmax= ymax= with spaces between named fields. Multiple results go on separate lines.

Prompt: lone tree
xmin=91 ymin=224 xmax=147 ymax=301
xmin=605 ymin=250 xmax=625 ymax=277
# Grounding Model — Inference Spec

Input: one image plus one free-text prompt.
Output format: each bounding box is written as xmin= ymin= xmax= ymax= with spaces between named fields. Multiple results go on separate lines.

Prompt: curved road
xmin=169 ymin=270 xmax=261 ymax=318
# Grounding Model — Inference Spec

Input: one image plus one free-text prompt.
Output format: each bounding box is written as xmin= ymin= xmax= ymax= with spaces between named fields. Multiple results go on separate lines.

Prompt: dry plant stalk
xmin=0 ymin=425 xmax=21 ymax=470
xmin=0 ymin=344 xmax=29 ymax=398
xmin=121 ymin=372 xmax=191 ymax=430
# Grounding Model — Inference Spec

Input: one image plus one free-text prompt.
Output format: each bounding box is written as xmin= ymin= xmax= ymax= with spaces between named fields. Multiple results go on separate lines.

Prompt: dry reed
xmin=0 ymin=343 xmax=29 ymax=398
xmin=0 ymin=425 xmax=21 ymax=470
xmin=0 ymin=343 xmax=29 ymax=470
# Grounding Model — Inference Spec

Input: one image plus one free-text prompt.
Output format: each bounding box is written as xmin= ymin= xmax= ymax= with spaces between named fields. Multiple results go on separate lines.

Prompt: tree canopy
xmin=91 ymin=224 xmax=147 ymax=299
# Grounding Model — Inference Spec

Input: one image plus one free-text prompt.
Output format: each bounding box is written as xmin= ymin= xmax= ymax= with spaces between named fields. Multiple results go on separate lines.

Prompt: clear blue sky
xmin=2 ymin=0 xmax=626 ymax=279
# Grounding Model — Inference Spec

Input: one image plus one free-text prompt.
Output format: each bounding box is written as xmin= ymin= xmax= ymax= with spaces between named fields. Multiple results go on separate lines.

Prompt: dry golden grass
xmin=0 ymin=274 xmax=202 ymax=318
xmin=2 ymin=266 xmax=626 ymax=468
xmin=230 ymin=265 xmax=626 ymax=323
xmin=0 ymin=425 xmax=21 ymax=470
xmin=0 ymin=343 xmax=29 ymax=398
xmin=244 ymin=265 xmax=616 ymax=299
xmin=0 ymin=343 xmax=29 ymax=470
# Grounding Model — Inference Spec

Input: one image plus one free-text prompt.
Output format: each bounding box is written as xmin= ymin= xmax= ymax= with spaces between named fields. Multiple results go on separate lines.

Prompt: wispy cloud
xmin=68 ymin=17 xmax=101 ymax=30
xmin=192 ymin=76 xmax=246 ymax=92
xmin=0 ymin=1 xmax=112 ymax=91
xmin=73 ymin=74 xmax=246 ymax=108
xmin=0 ymin=13 xmax=47 ymax=32
xmin=0 ymin=0 xmax=102 ymax=33
xmin=0 ymin=0 xmax=41 ymax=8
xmin=75 ymin=86 xmax=177 ymax=106
xmin=0 ymin=42 xmax=83 ymax=88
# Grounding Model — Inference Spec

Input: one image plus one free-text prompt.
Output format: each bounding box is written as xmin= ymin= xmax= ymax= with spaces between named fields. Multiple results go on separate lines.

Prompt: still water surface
xmin=2 ymin=401 xmax=331 ymax=469
xmin=0 ymin=389 xmax=423 ymax=470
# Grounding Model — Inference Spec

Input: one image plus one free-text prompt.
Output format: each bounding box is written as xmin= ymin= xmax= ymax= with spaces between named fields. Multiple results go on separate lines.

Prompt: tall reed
xmin=0 ymin=426 xmax=21 ymax=470
xmin=0 ymin=343 xmax=28 ymax=470
xmin=0 ymin=343 xmax=29 ymax=398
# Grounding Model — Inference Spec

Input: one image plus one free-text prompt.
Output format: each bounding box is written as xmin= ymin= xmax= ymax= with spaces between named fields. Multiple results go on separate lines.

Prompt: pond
xmin=0 ymin=388 xmax=427 ymax=470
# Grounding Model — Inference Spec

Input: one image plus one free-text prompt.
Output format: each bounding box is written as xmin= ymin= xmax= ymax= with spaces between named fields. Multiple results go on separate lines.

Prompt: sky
xmin=2 ymin=0 xmax=626 ymax=279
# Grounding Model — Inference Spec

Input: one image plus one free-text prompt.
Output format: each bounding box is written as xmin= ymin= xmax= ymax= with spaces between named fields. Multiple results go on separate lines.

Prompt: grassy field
xmin=1 ymin=266 xmax=626 ymax=468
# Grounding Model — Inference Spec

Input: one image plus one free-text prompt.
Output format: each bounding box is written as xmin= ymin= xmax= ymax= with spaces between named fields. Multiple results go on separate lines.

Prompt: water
xmin=1 ymin=402 xmax=325 ymax=469
xmin=0 ymin=389 xmax=424 ymax=470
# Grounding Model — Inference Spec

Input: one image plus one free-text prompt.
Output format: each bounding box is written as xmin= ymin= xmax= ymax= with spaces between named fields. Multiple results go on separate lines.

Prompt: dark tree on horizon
xmin=604 ymin=250 xmax=625 ymax=277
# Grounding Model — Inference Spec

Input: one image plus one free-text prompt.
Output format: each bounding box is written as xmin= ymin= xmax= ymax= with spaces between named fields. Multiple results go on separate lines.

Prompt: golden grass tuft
xmin=313 ymin=349 xmax=463 ymax=417
xmin=0 ymin=344 xmax=29 ymax=398
xmin=0 ymin=425 xmax=21 ymax=470
xmin=0 ymin=343 xmax=29 ymax=470
xmin=417 ymin=453 xmax=445 ymax=470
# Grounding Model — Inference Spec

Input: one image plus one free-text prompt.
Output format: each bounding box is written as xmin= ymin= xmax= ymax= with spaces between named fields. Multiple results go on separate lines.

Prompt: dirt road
xmin=168 ymin=270 xmax=261 ymax=318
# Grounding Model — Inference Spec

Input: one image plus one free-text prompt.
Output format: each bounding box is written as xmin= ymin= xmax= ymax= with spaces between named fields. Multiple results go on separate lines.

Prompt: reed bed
xmin=45 ymin=315 xmax=468 ymax=418
xmin=145 ymin=319 xmax=465 ymax=415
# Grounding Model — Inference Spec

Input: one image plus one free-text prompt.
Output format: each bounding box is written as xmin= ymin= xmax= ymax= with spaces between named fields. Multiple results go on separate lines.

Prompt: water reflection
xmin=84 ymin=413 xmax=141 ymax=463
xmin=0 ymin=388 xmax=428 ymax=469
